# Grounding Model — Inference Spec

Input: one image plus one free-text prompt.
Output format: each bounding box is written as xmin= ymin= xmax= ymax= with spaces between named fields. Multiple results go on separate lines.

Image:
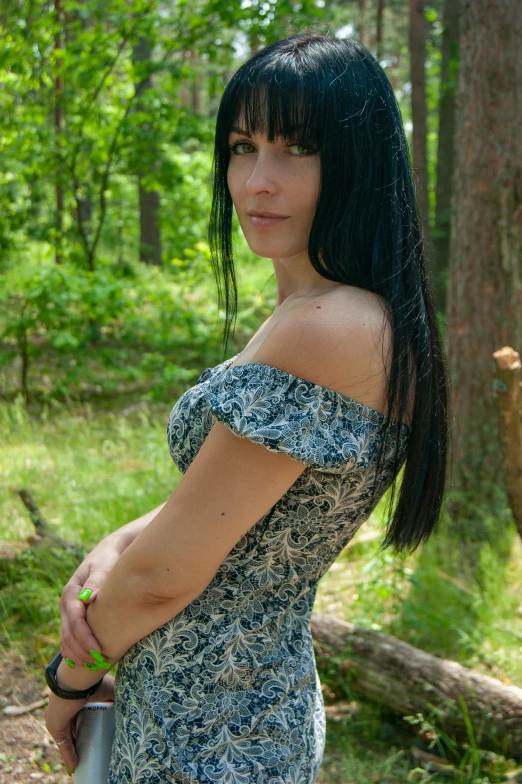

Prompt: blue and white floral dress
xmin=108 ymin=354 xmax=411 ymax=784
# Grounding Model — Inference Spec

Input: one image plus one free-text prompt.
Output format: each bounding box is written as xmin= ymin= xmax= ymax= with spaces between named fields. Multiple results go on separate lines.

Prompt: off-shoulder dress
xmin=107 ymin=353 xmax=411 ymax=784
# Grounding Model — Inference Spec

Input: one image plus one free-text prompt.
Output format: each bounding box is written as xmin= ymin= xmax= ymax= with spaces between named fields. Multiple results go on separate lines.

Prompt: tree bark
xmin=311 ymin=611 xmax=522 ymax=759
xmin=66 ymin=7 xmax=94 ymax=252
xmin=191 ymin=49 xmax=204 ymax=114
xmin=445 ymin=0 xmax=522 ymax=537
xmin=375 ymin=0 xmax=385 ymax=62
xmin=432 ymin=0 xmax=459 ymax=315
xmin=409 ymin=0 xmax=431 ymax=268
xmin=132 ymin=35 xmax=163 ymax=266
xmin=358 ymin=0 xmax=368 ymax=48
xmin=54 ymin=0 xmax=64 ymax=265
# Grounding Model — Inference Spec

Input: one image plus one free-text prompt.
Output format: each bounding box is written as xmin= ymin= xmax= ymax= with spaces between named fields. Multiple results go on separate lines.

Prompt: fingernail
xmin=90 ymin=649 xmax=111 ymax=668
xmin=66 ymin=766 xmax=74 ymax=776
xmin=84 ymin=662 xmax=101 ymax=671
xmin=65 ymin=658 xmax=75 ymax=669
xmin=77 ymin=589 xmax=92 ymax=601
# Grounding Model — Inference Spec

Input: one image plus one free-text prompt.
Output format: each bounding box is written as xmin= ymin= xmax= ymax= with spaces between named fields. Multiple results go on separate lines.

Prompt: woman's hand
xmin=59 ymin=543 xmax=121 ymax=665
xmin=58 ymin=503 xmax=166 ymax=665
xmin=46 ymin=675 xmax=115 ymax=774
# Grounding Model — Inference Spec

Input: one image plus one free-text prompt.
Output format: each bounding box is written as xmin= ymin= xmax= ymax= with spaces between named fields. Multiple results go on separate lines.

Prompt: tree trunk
xmin=311 ymin=611 xmax=522 ymax=759
xmin=18 ymin=328 xmax=29 ymax=404
xmin=191 ymin=49 xmax=204 ymax=114
xmin=375 ymin=0 xmax=385 ymax=62
xmin=409 ymin=0 xmax=431 ymax=269
xmin=432 ymin=0 xmax=460 ymax=315
xmin=54 ymin=0 xmax=64 ymax=265
xmin=445 ymin=0 xmax=522 ymax=539
xmin=358 ymin=0 xmax=368 ymax=48
xmin=132 ymin=36 xmax=163 ymax=266
xmin=66 ymin=7 xmax=94 ymax=254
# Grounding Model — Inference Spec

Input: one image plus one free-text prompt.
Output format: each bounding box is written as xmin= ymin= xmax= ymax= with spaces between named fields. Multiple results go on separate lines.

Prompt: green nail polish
xmin=99 ymin=660 xmax=112 ymax=669
xmin=77 ymin=589 xmax=92 ymax=601
xmin=66 ymin=766 xmax=74 ymax=776
xmin=84 ymin=662 xmax=101 ymax=671
xmin=90 ymin=649 xmax=105 ymax=662
xmin=65 ymin=658 xmax=75 ymax=669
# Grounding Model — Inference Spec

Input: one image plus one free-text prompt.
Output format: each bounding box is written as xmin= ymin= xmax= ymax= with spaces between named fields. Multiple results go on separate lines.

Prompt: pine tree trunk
xmin=375 ymin=0 xmax=385 ymax=62
xmin=54 ymin=0 xmax=64 ymax=265
xmin=191 ymin=49 xmax=204 ymax=114
xmin=132 ymin=36 xmax=163 ymax=267
xmin=409 ymin=0 xmax=431 ymax=268
xmin=358 ymin=0 xmax=368 ymax=48
xmin=432 ymin=0 xmax=459 ymax=315
xmin=445 ymin=0 xmax=522 ymax=541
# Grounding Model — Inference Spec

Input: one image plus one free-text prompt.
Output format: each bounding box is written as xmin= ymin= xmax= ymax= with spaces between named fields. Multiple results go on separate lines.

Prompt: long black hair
xmin=208 ymin=32 xmax=451 ymax=555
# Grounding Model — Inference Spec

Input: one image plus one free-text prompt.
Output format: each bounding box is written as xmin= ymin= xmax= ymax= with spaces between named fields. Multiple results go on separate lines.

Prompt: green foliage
xmin=0 ymin=0 xmax=417 ymax=271
xmin=0 ymin=541 xmax=83 ymax=626
xmin=0 ymin=538 xmax=86 ymax=668
xmin=0 ymin=3 xmax=487 ymax=780
xmin=0 ymin=260 xmax=138 ymax=397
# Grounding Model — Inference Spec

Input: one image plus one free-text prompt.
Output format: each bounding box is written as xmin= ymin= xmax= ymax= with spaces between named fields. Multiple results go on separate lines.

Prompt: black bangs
xmin=222 ymin=71 xmax=322 ymax=151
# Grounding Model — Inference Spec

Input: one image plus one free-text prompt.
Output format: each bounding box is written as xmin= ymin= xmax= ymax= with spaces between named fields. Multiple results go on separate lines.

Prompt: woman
xmin=45 ymin=32 xmax=449 ymax=783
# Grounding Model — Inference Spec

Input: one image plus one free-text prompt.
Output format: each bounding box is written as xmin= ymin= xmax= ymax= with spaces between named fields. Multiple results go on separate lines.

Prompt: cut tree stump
xmin=311 ymin=611 xmax=522 ymax=760
xmin=492 ymin=346 xmax=522 ymax=540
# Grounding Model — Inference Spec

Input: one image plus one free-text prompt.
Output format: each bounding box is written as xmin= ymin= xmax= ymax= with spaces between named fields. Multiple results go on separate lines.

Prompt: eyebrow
xmin=228 ymin=124 xmax=307 ymax=137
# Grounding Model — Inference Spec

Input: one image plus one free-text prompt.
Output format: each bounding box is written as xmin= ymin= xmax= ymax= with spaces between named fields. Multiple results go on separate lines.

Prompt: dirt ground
xmin=0 ymin=652 xmax=70 ymax=784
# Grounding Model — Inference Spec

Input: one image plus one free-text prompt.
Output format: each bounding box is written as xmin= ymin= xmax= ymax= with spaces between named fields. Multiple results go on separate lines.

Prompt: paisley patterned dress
xmin=107 ymin=354 xmax=411 ymax=784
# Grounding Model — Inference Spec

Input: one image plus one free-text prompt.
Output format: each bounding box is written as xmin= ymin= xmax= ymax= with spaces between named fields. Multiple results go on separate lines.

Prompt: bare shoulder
xmin=249 ymin=285 xmax=394 ymax=417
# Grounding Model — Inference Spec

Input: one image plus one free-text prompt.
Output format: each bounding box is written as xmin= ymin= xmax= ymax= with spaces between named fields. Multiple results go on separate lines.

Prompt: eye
xmin=228 ymin=141 xmax=255 ymax=155
xmin=287 ymin=143 xmax=317 ymax=157
xmin=228 ymin=140 xmax=317 ymax=157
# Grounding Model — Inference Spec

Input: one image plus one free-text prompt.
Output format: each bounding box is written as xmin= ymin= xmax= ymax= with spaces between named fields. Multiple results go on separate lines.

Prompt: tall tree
xmin=409 ymin=0 xmax=431 ymax=268
xmin=54 ymin=0 xmax=64 ymax=264
xmin=190 ymin=49 xmax=204 ymax=114
xmin=376 ymin=0 xmax=385 ymax=62
xmin=445 ymin=0 xmax=522 ymax=550
xmin=132 ymin=35 xmax=163 ymax=266
xmin=432 ymin=0 xmax=459 ymax=314
xmin=65 ymin=6 xmax=94 ymax=253
xmin=359 ymin=0 xmax=368 ymax=47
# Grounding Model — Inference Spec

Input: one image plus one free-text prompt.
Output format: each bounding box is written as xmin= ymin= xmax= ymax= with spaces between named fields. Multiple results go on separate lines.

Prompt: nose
xmin=245 ymin=151 xmax=280 ymax=195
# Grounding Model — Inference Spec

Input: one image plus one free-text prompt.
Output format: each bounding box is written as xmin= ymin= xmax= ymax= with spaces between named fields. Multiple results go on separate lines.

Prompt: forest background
xmin=1 ymin=0 xmax=521 ymax=782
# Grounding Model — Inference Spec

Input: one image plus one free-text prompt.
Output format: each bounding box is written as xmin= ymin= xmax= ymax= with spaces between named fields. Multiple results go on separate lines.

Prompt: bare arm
xmin=59 ymin=501 xmax=167 ymax=664
xmin=55 ymin=416 xmax=307 ymax=688
xmin=100 ymin=501 xmax=167 ymax=555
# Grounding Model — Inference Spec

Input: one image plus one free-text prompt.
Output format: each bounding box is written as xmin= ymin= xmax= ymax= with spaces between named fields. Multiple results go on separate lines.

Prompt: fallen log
xmin=3 ymin=697 xmax=48 ymax=716
xmin=3 ymin=493 xmax=522 ymax=759
xmin=0 ymin=489 xmax=85 ymax=565
xmin=15 ymin=488 xmax=83 ymax=554
xmin=311 ymin=611 xmax=522 ymax=760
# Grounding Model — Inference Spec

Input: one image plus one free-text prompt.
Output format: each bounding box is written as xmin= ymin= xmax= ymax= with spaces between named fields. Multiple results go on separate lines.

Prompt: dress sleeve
xmin=201 ymin=363 xmax=370 ymax=471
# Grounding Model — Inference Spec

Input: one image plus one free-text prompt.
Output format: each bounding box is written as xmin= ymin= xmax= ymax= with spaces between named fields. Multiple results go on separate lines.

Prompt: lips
xmin=247 ymin=210 xmax=290 ymax=228
xmin=248 ymin=214 xmax=289 ymax=228
xmin=248 ymin=210 xmax=289 ymax=218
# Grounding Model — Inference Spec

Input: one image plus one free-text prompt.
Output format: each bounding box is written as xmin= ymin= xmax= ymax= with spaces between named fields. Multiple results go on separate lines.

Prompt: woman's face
xmin=227 ymin=119 xmax=321 ymax=261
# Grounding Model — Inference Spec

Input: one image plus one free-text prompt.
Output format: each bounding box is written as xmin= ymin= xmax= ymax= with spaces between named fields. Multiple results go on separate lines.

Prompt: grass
xmin=1 ymin=393 xmax=522 ymax=782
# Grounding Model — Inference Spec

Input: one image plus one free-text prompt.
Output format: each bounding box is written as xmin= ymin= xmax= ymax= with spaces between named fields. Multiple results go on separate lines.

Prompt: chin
xmin=246 ymin=238 xmax=294 ymax=256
